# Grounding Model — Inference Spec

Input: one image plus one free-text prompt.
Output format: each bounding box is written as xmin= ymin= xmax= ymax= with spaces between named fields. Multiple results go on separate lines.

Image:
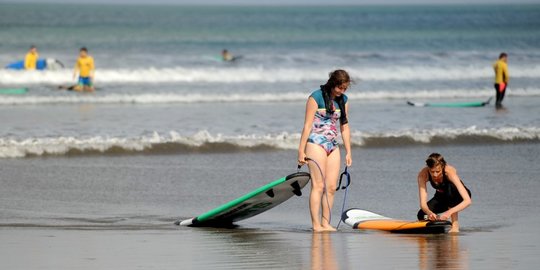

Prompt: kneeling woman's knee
xmin=417 ymin=209 xmax=426 ymax=220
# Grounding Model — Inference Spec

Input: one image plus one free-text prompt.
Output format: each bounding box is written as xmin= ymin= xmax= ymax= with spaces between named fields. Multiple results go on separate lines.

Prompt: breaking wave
xmin=1 ymin=88 xmax=540 ymax=105
xmin=1 ymin=127 xmax=538 ymax=158
xmin=1 ymin=65 xmax=539 ymax=85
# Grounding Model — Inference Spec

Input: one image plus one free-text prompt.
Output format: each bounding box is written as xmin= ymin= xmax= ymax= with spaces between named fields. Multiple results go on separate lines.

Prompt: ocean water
xmin=1 ymin=4 xmax=540 ymax=158
xmin=1 ymin=4 xmax=540 ymax=269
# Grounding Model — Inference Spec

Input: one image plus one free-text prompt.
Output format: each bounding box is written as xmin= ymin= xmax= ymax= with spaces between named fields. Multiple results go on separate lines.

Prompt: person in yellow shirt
xmin=73 ymin=47 xmax=95 ymax=92
xmin=493 ymin=52 xmax=509 ymax=108
xmin=24 ymin=45 xmax=39 ymax=70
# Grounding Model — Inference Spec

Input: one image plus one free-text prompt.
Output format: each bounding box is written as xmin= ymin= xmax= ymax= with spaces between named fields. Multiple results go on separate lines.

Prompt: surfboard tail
xmin=407 ymin=101 xmax=426 ymax=107
xmin=177 ymin=218 xmax=195 ymax=226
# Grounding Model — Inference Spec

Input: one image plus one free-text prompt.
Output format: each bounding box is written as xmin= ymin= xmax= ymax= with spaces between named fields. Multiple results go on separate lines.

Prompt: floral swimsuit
xmin=307 ymin=89 xmax=348 ymax=155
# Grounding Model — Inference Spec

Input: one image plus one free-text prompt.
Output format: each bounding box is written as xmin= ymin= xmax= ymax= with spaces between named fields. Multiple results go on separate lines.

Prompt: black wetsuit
xmin=417 ymin=173 xmax=471 ymax=220
xmin=494 ymin=83 xmax=507 ymax=107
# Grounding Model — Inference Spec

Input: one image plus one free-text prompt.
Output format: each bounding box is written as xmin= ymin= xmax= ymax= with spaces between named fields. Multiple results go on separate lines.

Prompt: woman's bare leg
xmin=321 ymin=147 xmax=341 ymax=231
xmin=306 ymin=143 xmax=328 ymax=232
xmin=449 ymin=212 xmax=460 ymax=233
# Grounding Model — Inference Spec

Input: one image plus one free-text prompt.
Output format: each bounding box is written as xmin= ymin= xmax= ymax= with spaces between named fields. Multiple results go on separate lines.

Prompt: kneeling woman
xmin=298 ymin=70 xmax=353 ymax=232
xmin=417 ymin=153 xmax=472 ymax=233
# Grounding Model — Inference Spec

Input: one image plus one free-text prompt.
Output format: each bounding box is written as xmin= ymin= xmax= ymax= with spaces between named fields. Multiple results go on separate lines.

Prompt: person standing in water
xmin=73 ymin=47 xmax=95 ymax=92
xmin=298 ymin=70 xmax=352 ymax=232
xmin=24 ymin=45 xmax=38 ymax=70
xmin=493 ymin=52 xmax=509 ymax=108
xmin=417 ymin=153 xmax=472 ymax=233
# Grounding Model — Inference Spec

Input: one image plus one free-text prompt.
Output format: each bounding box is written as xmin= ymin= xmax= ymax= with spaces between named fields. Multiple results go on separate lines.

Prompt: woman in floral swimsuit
xmin=298 ymin=69 xmax=352 ymax=232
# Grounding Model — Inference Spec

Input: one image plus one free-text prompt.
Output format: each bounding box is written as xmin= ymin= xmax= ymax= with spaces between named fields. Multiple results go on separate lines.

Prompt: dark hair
xmin=499 ymin=52 xmax=507 ymax=59
xmin=30 ymin=45 xmax=36 ymax=49
xmin=426 ymin=153 xmax=447 ymax=169
xmin=320 ymin=69 xmax=350 ymax=125
xmin=80 ymin=47 xmax=88 ymax=52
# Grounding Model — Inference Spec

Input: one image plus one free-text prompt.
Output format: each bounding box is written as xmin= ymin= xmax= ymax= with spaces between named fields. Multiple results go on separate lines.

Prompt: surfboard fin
xmin=265 ymin=189 xmax=275 ymax=198
xmin=291 ymin=181 xmax=302 ymax=196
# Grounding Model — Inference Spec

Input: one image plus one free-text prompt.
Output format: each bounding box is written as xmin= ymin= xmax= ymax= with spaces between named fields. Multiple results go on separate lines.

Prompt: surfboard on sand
xmin=407 ymin=97 xmax=492 ymax=107
xmin=0 ymin=88 xmax=28 ymax=95
xmin=342 ymin=208 xmax=451 ymax=234
xmin=176 ymin=172 xmax=310 ymax=227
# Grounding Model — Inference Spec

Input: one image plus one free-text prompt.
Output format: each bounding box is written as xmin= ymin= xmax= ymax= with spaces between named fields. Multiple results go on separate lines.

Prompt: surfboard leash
xmin=336 ymin=166 xmax=351 ymax=230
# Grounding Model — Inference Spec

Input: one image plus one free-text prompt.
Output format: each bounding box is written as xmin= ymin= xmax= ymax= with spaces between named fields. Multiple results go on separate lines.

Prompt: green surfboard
xmin=0 ymin=88 xmax=28 ymax=95
xmin=407 ymin=98 xmax=492 ymax=107
xmin=176 ymin=172 xmax=310 ymax=227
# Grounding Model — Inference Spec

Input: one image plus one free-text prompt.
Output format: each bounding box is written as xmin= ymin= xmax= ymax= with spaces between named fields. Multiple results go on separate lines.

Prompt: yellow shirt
xmin=24 ymin=52 xmax=38 ymax=70
xmin=75 ymin=56 xmax=95 ymax=77
xmin=493 ymin=60 xmax=509 ymax=84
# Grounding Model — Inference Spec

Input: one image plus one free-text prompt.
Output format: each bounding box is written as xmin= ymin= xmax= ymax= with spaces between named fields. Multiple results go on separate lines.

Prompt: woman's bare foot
xmin=312 ymin=226 xmax=325 ymax=232
xmin=449 ymin=227 xmax=460 ymax=233
xmin=321 ymin=225 xmax=337 ymax=232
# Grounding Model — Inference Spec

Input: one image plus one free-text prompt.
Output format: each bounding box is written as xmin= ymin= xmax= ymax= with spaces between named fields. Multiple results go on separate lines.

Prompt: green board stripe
xmin=196 ymin=176 xmax=287 ymax=222
xmin=0 ymin=88 xmax=28 ymax=95
xmin=427 ymin=101 xmax=486 ymax=107
xmin=408 ymin=98 xmax=492 ymax=108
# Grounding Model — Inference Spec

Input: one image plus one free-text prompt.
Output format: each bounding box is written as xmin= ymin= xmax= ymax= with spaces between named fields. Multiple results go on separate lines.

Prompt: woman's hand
xmin=437 ymin=211 xmax=451 ymax=221
xmin=345 ymin=153 xmax=352 ymax=167
xmin=298 ymin=152 xmax=307 ymax=166
xmin=427 ymin=212 xmax=438 ymax=221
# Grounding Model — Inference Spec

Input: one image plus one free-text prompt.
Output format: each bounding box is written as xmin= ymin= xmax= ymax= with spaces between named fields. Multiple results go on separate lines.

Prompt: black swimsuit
xmin=417 ymin=172 xmax=472 ymax=220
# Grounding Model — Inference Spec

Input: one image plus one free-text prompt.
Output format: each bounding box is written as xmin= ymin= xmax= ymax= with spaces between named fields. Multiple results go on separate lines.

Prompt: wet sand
xmin=1 ymin=143 xmax=540 ymax=269
xmin=2 ymin=223 xmax=539 ymax=270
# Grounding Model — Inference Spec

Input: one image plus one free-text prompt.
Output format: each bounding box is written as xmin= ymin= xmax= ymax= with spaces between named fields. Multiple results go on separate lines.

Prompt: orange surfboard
xmin=342 ymin=208 xmax=451 ymax=234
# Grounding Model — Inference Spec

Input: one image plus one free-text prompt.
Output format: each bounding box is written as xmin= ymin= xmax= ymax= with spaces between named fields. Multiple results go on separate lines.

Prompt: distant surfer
xmin=298 ymin=70 xmax=352 ymax=232
xmin=493 ymin=52 xmax=509 ymax=108
xmin=24 ymin=45 xmax=38 ymax=70
xmin=417 ymin=153 xmax=472 ymax=233
xmin=72 ymin=47 xmax=95 ymax=92
xmin=221 ymin=49 xmax=234 ymax=62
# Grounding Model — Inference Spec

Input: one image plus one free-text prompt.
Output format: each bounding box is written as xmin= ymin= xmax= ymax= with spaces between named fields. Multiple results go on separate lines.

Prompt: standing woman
xmin=417 ymin=153 xmax=472 ymax=233
xmin=298 ymin=70 xmax=353 ymax=232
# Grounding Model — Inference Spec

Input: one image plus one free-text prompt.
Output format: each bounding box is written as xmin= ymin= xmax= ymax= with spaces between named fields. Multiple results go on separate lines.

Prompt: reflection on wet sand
xmin=196 ymin=229 xmax=305 ymax=269
xmin=78 ymin=103 xmax=95 ymax=113
xmin=416 ymin=234 xmax=468 ymax=270
xmin=311 ymin=232 xmax=339 ymax=270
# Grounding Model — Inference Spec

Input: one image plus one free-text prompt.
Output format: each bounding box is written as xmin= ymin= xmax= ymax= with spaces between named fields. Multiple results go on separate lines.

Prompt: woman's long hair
xmin=320 ymin=69 xmax=350 ymax=124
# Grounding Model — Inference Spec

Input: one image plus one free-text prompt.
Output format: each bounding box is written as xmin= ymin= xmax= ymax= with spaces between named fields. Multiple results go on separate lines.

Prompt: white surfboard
xmin=342 ymin=208 xmax=451 ymax=234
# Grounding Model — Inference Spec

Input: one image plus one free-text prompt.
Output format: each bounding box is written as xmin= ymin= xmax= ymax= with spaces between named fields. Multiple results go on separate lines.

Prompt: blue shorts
xmin=78 ymin=76 xmax=93 ymax=87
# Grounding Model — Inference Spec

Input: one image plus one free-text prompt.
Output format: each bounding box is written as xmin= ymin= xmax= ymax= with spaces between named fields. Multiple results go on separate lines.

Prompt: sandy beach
xmin=2 ymin=144 xmax=540 ymax=269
